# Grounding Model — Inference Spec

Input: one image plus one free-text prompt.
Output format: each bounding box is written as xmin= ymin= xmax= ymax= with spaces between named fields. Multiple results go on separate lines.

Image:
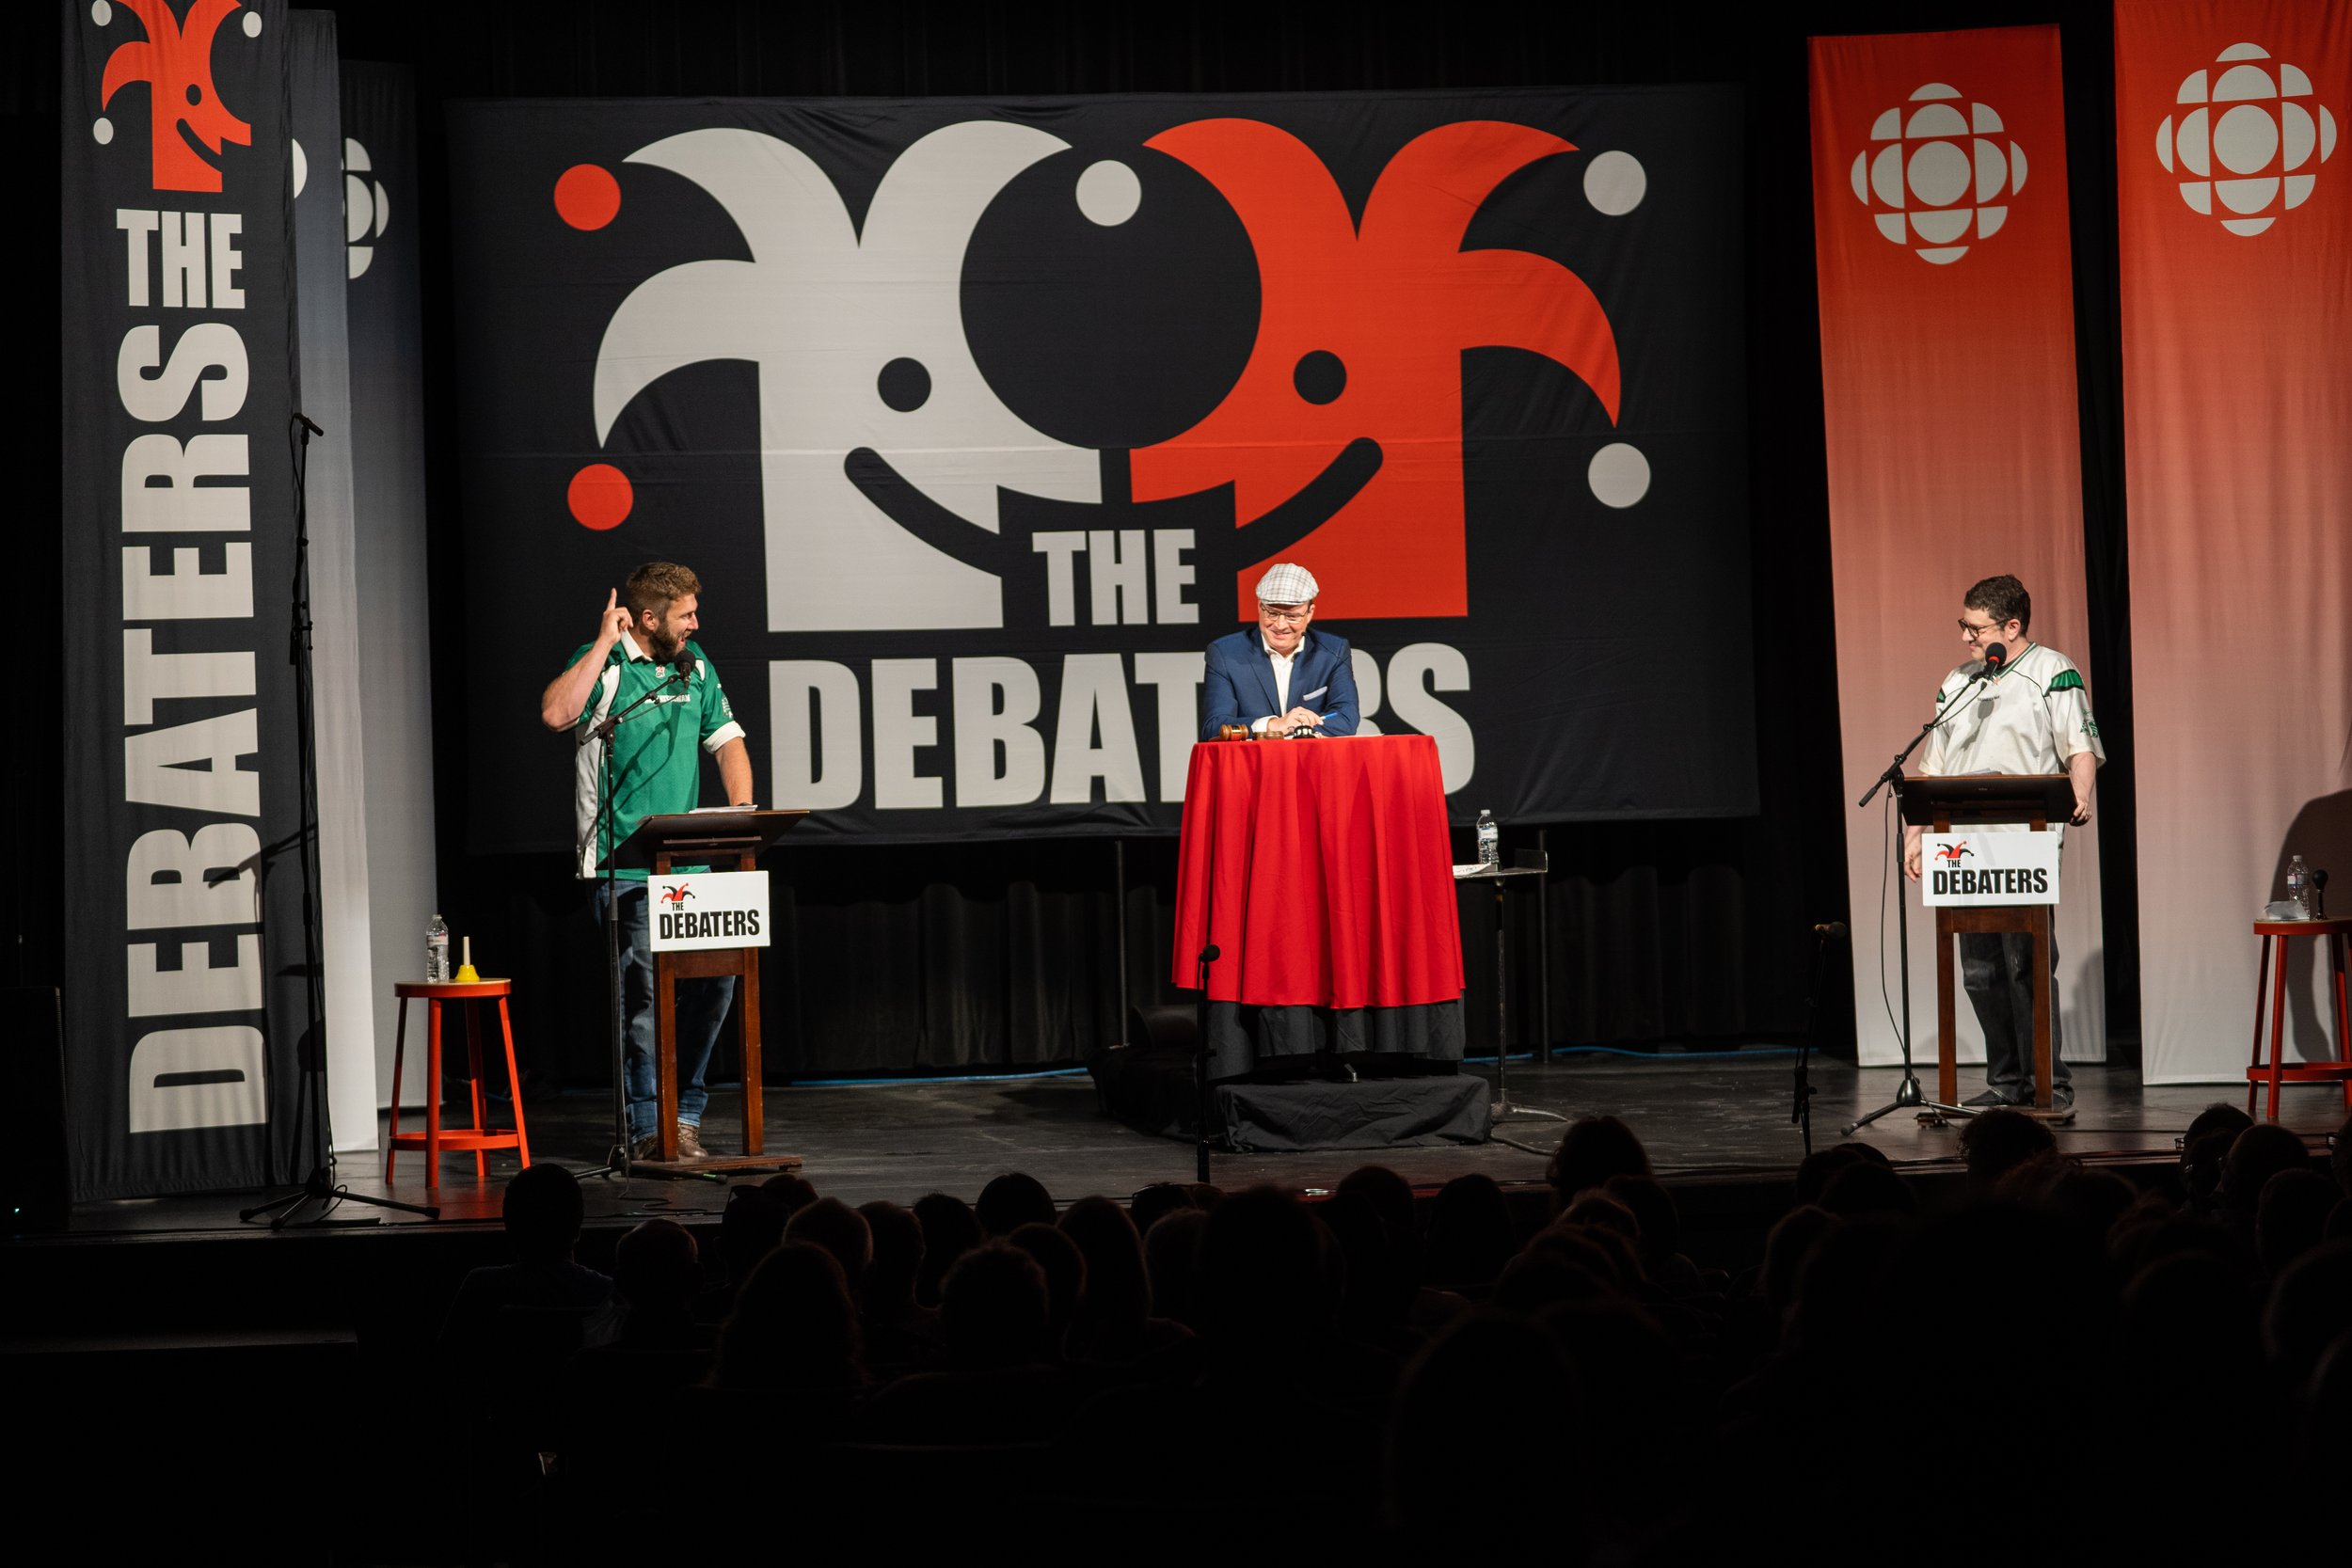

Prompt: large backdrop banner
xmin=61 ymin=0 xmax=309 ymax=1199
xmin=1809 ymin=25 xmax=2108 ymax=1068
xmin=2117 ymin=1 xmax=2351 ymax=1083
xmin=446 ymin=88 xmax=1755 ymax=848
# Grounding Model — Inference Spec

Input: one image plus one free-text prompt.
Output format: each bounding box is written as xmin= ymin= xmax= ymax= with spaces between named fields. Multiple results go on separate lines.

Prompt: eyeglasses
xmin=1258 ymin=605 xmax=1313 ymax=624
xmin=1958 ymin=619 xmax=2007 ymax=639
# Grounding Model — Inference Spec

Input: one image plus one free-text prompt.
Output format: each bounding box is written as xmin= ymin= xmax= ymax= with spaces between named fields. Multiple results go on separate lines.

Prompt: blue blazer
xmin=1199 ymin=628 xmax=1361 ymax=740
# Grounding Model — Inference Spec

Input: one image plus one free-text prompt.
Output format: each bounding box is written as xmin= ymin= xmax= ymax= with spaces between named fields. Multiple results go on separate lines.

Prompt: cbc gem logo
xmin=2156 ymin=41 xmax=2339 ymax=236
xmin=1849 ymin=83 xmax=2027 ymax=265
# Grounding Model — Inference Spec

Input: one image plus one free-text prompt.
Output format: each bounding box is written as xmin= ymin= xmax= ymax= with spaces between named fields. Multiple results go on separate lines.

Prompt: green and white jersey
xmin=570 ymin=632 xmax=745 ymax=879
xmin=1920 ymin=641 xmax=2104 ymax=837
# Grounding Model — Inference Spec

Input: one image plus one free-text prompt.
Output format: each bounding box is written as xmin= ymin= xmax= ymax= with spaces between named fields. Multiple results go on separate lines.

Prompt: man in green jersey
xmin=541 ymin=562 xmax=754 ymax=1161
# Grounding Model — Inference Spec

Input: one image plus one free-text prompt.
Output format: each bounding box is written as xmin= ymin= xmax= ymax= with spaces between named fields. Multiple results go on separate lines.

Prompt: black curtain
xmin=24 ymin=0 xmax=2140 ymax=1082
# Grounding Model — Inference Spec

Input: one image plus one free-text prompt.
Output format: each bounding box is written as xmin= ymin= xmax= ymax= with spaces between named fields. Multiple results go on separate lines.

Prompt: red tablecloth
xmin=1171 ymin=735 xmax=1465 ymax=1007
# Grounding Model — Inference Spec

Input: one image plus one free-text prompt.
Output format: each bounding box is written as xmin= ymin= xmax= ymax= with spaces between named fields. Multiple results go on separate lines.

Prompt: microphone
xmin=1981 ymin=641 xmax=2007 ymax=674
xmin=293 ymin=411 xmax=325 ymax=437
xmin=1813 ymin=922 xmax=1849 ymax=938
xmin=672 ymin=651 xmax=697 ymax=685
xmin=1199 ymin=945 xmax=1221 ymax=963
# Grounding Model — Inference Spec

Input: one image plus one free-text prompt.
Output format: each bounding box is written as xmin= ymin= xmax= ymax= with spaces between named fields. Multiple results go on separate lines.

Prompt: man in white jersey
xmin=1903 ymin=574 xmax=2104 ymax=1109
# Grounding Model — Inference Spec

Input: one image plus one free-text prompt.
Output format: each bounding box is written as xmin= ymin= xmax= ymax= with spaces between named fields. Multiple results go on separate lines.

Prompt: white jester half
xmin=2156 ymin=41 xmax=2337 ymax=236
xmin=1851 ymin=82 xmax=2026 ymax=265
xmin=593 ymin=124 xmax=1101 ymax=633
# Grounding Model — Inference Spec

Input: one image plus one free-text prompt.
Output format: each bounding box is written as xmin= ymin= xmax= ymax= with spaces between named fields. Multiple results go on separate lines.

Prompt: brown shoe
xmin=628 ymin=1132 xmax=663 ymax=1164
xmin=675 ymin=1121 xmax=711 ymax=1161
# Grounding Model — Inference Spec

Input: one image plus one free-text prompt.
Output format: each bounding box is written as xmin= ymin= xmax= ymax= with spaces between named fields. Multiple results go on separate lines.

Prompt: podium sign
xmin=648 ymin=871 xmax=772 ymax=952
xmin=1920 ymin=832 xmax=2060 ymax=907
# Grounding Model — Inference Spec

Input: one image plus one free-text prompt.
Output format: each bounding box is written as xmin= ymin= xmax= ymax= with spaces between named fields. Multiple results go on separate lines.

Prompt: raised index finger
xmin=605 ymin=588 xmax=617 ymax=610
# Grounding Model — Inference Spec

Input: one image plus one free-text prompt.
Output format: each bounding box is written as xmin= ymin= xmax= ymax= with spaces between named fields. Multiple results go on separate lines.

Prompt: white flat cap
xmin=1255 ymin=562 xmax=1319 ymax=605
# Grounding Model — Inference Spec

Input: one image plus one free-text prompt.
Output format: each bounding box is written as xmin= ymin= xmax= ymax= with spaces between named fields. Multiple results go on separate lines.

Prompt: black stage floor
xmin=56 ymin=1053 xmax=2341 ymax=1238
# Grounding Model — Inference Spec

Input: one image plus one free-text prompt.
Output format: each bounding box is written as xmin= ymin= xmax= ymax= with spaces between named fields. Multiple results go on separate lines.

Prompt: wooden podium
xmin=616 ymin=808 xmax=807 ymax=1171
xmin=1904 ymin=774 xmax=2076 ymax=1117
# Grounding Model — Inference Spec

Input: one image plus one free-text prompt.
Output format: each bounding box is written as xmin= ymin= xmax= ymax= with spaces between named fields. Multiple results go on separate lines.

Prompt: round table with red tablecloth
xmin=1171 ymin=733 xmax=1466 ymax=1078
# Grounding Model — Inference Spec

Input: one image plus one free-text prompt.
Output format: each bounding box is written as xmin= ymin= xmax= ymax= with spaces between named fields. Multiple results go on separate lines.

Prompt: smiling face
xmin=1957 ymin=606 xmax=2020 ymax=665
xmin=1258 ymin=598 xmax=1314 ymax=656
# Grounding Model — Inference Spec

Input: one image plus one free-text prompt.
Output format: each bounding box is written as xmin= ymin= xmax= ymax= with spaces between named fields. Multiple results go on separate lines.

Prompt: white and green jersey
xmin=1920 ymin=641 xmax=2104 ymax=836
xmin=570 ymin=632 xmax=745 ymax=879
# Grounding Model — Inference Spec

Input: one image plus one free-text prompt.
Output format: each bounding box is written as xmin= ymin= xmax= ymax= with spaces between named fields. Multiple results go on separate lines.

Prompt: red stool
xmin=2246 ymin=917 xmax=2352 ymax=1121
xmin=387 ymin=979 xmax=532 ymax=1187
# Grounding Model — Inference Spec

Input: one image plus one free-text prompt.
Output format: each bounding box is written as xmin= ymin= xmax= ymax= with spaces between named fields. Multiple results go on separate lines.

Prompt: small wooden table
xmin=2246 ymin=916 xmax=2352 ymax=1121
xmin=386 ymin=980 xmax=530 ymax=1187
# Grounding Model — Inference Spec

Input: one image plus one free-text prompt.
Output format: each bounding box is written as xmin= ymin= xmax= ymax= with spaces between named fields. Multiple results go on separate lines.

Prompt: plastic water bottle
xmin=2285 ymin=856 xmax=2310 ymax=919
xmin=426 ymin=913 xmax=451 ymax=983
xmin=1477 ymin=810 xmax=1499 ymax=870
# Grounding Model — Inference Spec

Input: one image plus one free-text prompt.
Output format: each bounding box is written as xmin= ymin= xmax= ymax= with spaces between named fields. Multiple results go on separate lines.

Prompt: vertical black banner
xmin=61 ymin=0 xmax=306 ymax=1199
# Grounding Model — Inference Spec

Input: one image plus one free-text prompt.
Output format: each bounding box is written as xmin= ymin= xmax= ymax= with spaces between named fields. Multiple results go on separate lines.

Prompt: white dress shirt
xmin=1250 ymin=638 xmax=1297 ymax=734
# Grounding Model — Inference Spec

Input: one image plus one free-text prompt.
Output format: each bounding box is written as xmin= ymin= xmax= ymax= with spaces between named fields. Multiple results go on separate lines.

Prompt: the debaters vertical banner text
xmin=62 ymin=0 xmax=309 ymax=1199
xmin=446 ymin=89 xmax=1756 ymax=848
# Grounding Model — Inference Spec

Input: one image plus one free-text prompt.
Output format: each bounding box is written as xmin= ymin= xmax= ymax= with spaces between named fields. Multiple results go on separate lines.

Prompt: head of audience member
xmin=2264 ymin=1241 xmax=2352 ymax=1389
xmin=912 ymin=1192 xmax=982 ymax=1307
xmin=2220 ymin=1123 xmax=2312 ymax=1229
xmin=784 ymin=1197 xmax=873 ymax=1292
xmin=1196 ymin=1186 xmax=1338 ymax=1358
xmin=1321 ymin=1191 xmax=1406 ymax=1342
xmin=1007 ymin=1222 xmax=1086 ymax=1350
xmin=1794 ymin=1145 xmax=1866 ymax=1208
xmin=759 ymin=1172 xmax=818 ymax=1217
xmin=1060 ymin=1195 xmax=1152 ymax=1348
xmin=2182 ymin=1131 xmax=2237 ymax=1215
xmin=1960 ymin=1108 xmax=2056 ymax=1189
xmin=1604 ymin=1175 xmax=1685 ymax=1271
xmin=977 ymin=1172 xmax=1056 ymax=1237
xmin=2122 ymin=1248 xmax=2261 ymax=1411
xmin=1547 ymin=1116 xmax=1653 ymax=1207
xmin=717 ymin=1183 xmax=788 ymax=1287
xmin=1337 ymin=1164 xmax=1422 ymax=1281
xmin=1386 ymin=1313 xmax=1581 ymax=1550
xmin=711 ymin=1241 xmax=864 ymax=1395
xmin=1784 ymin=1217 xmax=1904 ymax=1374
xmin=1423 ymin=1172 xmax=1518 ymax=1288
xmin=2256 ymin=1168 xmax=2339 ymax=1277
xmin=1537 ymin=1294 xmax=1678 ymax=1451
xmin=2185 ymin=1101 xmax=2255 ymax=1159
xmin=1760 ymin=1205 xmax=1839 ymax=1325
xmin=1144 ymin=1207 xmax=1209 ymax=1330
xmin=613 ymin=1217 xmax=700 ymax=1323
xmin=939 ymin=1241 xmax=1054 ymax=1370
xmin=2028 ymin=1164 xmax=2137 ymax=1245
xmin=1130 ymin=1181 xmax=1196 ymax=1237
xmin=1820 ymin=1160 xmax=1918 ymax=1220
xmin=1498 ymin=1227 xmax=1620 ymax=1314
xmin=501 ymin=1164 xmax=586 ymax=1265
xmin=1562 ymin=1191 xmax=1642 ymax=1246
xmin=857 ymin=1200 xmax=925 ymax=1316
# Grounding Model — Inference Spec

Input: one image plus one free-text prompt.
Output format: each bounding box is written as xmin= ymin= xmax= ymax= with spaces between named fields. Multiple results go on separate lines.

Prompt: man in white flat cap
xmin=1199 ymin=562 xmax=1362 ymax=739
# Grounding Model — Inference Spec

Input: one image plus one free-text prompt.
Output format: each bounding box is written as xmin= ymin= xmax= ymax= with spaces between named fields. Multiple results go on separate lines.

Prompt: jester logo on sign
xmin=552 ymin=119 xmax=1651 ymax=632
xmin=90 ymin=0 xmax=262 ymax=194
xmin=658 ymin=883 xmax=695 ymax=909
xmin=1935 ymin=842 xmax=1974 ymax=864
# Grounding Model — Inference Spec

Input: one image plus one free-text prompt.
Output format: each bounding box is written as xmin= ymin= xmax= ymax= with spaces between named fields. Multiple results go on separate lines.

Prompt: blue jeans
xmin=594 ymin=880 xmax=737 ymax=1140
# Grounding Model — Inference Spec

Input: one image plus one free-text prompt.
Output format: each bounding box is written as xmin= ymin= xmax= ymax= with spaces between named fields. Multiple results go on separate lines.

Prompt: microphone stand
xmin=573 ymin=663 xmax=689 ymax=1181
xmin=1843 ymin=673 xmax=1991 ymax=1135
xmin=1194 ymin=945 xmax=1217 ymax=1184
xmin=243 ymin=413 xmax=438 ymax=1228
xmin=1791 ymin=925 xmax=1842 ymax=1156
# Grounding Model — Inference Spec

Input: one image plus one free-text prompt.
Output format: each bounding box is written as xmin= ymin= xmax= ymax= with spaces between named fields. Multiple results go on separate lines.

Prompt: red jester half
xmin=1131 ymin=119 xmax=1626 ymax=620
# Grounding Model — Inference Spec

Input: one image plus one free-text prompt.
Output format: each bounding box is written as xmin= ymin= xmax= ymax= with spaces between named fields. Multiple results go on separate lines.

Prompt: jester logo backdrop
xmin=449 ymin=89 xmax=1755 ymax=847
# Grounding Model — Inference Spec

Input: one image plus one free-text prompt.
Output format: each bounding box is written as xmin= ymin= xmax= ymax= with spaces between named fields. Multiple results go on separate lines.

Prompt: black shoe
xmin=1963 ymin=1087 xmax=2022 ymax=1108
xmin=2051 ymin=1085 xmax=2074 ymax=1110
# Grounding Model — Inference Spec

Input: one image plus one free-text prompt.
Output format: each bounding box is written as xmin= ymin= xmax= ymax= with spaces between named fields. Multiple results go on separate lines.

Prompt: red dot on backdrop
xmin=568 ymin=464 xmax=633 ymax=531
xmin=554 ymin=164 xmax=621 ymax=230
